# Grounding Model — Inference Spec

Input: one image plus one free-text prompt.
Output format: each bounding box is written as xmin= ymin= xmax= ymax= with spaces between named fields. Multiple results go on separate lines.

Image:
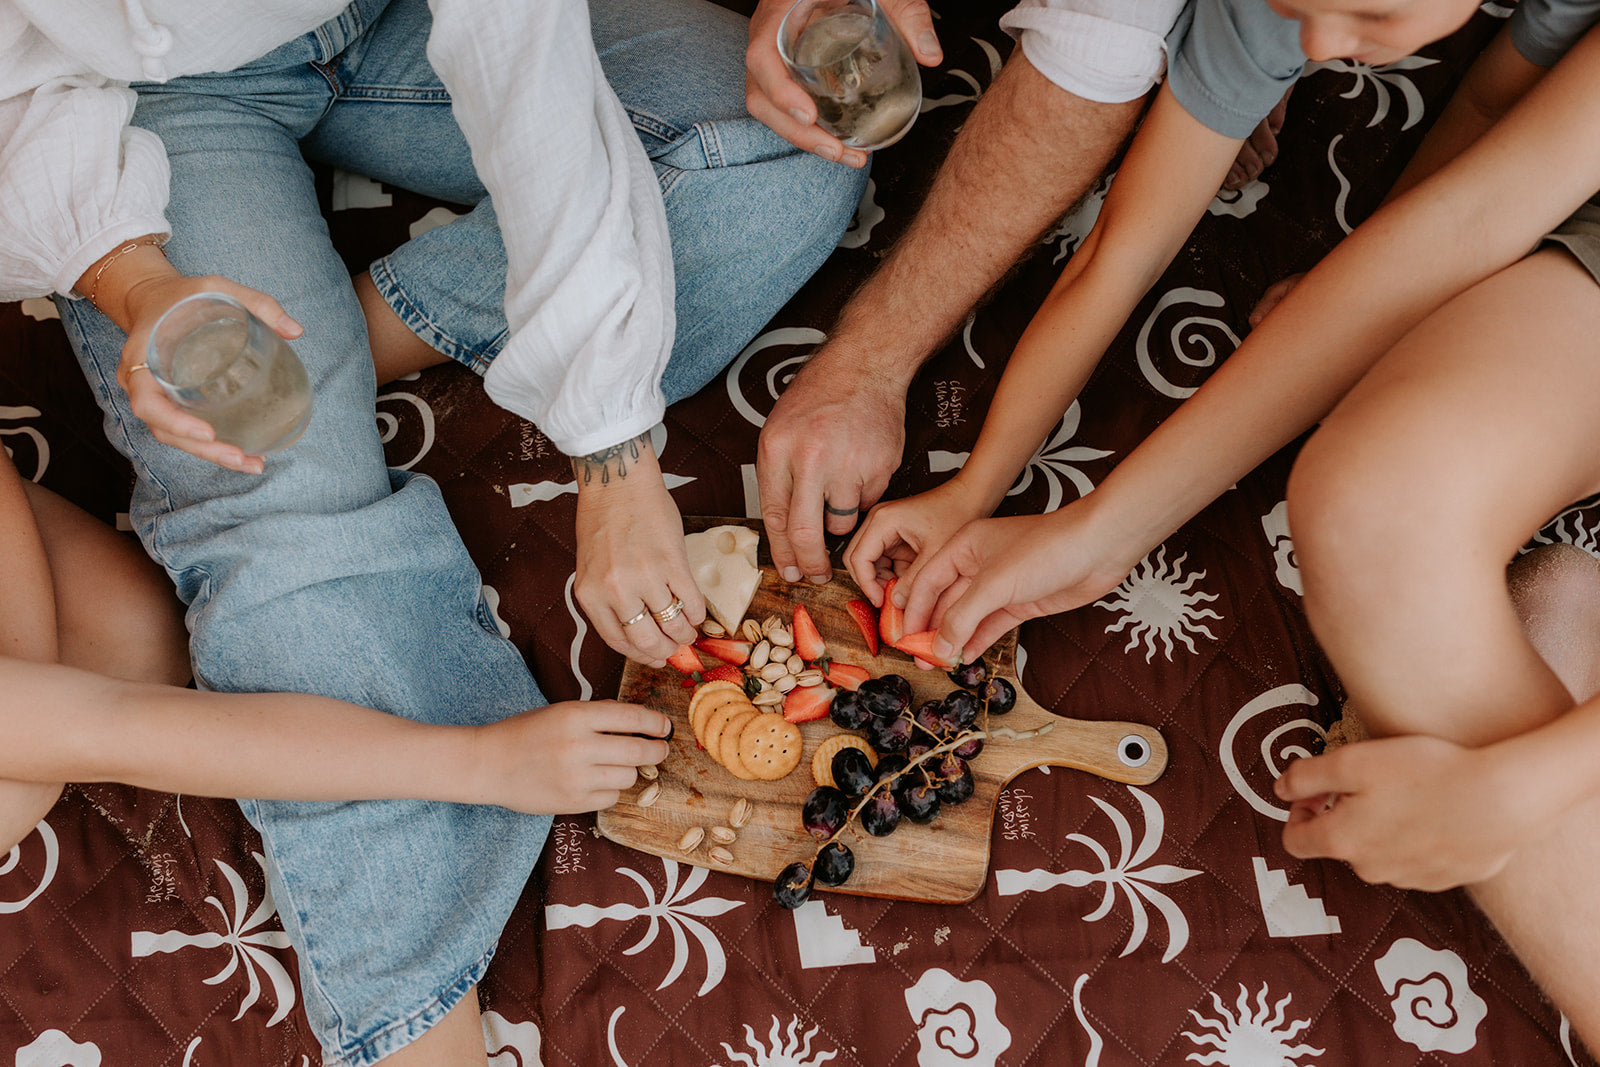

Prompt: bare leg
xmin=1288 ymin=249 xmax=1600 ymax=1044
xmin=1507 ymin=543 xmax=1600 ymax=703
xmin=357 ymin=270 xmax=451 ymax=386
xmin=380 ymin=989 xmax=488 ymax=1066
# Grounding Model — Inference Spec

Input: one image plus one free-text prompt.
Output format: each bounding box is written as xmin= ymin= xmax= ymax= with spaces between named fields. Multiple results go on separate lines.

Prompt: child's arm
xmin=905 ymin=24 xmax=1600 ymax=662
xmin=845 ymin=84 xmax=1246 ymax=605
xmin=0 ymin=655 xmax=670 ymax=815
xmin=1275 ymin=697 xmax=1600 ymax=891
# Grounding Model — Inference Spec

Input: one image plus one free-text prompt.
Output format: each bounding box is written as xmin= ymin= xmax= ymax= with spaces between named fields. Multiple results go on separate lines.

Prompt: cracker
xmin=692 ymin=690 xmax=746 ymax=747
xmin=702 ymin=700 xmax=756 ymax=762
xmin=739 ymin=716 xmax=804 ymax=781
xmin=811 ymin=733 xmax=878 ymax=788
xmin=718 ymin=710 xmax=762 ymax=779
xmin=690 ymin=680 xmax=745 ymax=745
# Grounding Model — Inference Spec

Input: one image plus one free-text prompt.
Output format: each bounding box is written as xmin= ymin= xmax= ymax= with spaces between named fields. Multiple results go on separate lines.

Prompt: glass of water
xmin=778 ymin=0 xmax=921 ymax=152
xmin=145 ymin=292 xmax=313 ymax=457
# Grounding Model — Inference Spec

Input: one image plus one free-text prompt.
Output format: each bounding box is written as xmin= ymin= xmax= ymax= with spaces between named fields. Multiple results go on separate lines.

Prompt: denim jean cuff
xmin=368 ymin=253 xmax=493 ymax=376
xmin=323 ymin=942 xmax=498 ymax=1066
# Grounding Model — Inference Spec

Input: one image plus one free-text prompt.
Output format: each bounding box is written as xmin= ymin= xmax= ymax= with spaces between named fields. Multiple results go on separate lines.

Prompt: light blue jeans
xmin=55 ymin=0 xmax=864 ymax=1061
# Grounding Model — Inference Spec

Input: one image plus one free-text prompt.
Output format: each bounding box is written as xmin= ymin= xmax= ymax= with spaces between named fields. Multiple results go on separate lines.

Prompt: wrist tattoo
xmin=571 ymin=431 xmax=650 ymax=487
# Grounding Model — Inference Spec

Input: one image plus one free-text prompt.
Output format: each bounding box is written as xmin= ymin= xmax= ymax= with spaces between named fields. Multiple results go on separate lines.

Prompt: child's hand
xmin=899 ymin=506 xmax=1139 ymax=664
xmin=481 ymin=701 xmax=671 ymax=815
xmin=844 ymin=481 xmax=985 ymax=608
xmin=1276 ymin=734 xmax=1542 ymax=892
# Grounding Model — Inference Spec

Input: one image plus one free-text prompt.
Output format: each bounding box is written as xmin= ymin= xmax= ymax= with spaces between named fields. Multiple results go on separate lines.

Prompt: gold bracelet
xmin=82 ymin=235 xmax=168 ymax=308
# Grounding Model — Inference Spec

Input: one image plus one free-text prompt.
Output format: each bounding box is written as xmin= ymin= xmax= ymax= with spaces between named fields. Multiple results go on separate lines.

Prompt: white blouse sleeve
xmin=0 ymin=74 xmax=171 ymax=303
xmin=425 ymin=0 xmax=674 ymax=459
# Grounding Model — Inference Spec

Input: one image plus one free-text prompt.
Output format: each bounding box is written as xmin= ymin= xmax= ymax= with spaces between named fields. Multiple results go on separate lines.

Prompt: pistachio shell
xmin=729 ymin=798 xmax=753 ymax=828
xmin=710 ymin=826 xmax=737 ymax=844
xmin=708 ymin=846 xmax=735 ymax=866
xmin=637 ymin=782 xmax=661 ymax=808
xmin=750 ymin=639 xmax=771 ymax=669
xmin=774 ymin=674 xmax=798 ymax=693
xmin=677 ymin=826 xmax=705 ymax=853
xmin=700 ymin=619 xmax=727 ymax=638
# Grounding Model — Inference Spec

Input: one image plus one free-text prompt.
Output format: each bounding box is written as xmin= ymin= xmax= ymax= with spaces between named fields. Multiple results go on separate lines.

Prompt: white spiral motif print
xmin=1220 ymin=685 xmax=1326 ymax=822
xmin=375 ymin=381 xmax=436 ymax=471
xmin=0 ymin=818 xmax=59 ymax=915
xmin=1135 ymin=288 xmax=1241 ymax=400
xmin=724 ymin=327 xmax=827 ymax=430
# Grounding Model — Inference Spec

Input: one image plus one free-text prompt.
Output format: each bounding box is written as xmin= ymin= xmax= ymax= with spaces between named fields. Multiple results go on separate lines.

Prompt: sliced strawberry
xmin=845 ymin=598 xmax=880 ymax=656
xmin=783 ymin=684 xmax=837 ymax=724
xmin=700 ymin=664 xmax=745 ymax=686
xmin=893 ymin=630 xmax=958 ymax=670
xmin=792 ymin=604 xmax=827 ymax=662
xmin=666 ymin=644 xmax=703 ymax=675
xmin=693 ymin=637 xmax=754 ymax=666
xmin=879 ymin=578 xmax=907 ymax=647
xmin=825 ymin=662 xmax=871 ymax=691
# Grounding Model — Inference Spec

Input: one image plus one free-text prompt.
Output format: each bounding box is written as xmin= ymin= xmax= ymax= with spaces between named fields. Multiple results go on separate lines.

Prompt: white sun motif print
xmin=1095 ymin=546 xmax=1222 ymax=662
xmin=1182 ymin=984 xmax=1325 ymax=1066
xmin=716 ymin=1016 xmax=838 ymax=1067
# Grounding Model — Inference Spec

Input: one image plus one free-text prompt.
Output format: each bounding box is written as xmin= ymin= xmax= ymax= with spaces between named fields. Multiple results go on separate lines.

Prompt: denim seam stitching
xmin=337 ymin=86 xmax=452 ymax=103
xmin=627 ymin=109 xmax=683 ymax=145
xmin=324 ymin=943 xmax=497 ymax=1066
xmin=696 ymin=120 xmax=724 ymax=169
xmin=369 ymin=256 xmax=495 ymax=375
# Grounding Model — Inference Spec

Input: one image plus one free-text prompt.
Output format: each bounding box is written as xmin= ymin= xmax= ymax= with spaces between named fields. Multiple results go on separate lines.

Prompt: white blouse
xmin=0 ymin=0 xmax=673 ymax=458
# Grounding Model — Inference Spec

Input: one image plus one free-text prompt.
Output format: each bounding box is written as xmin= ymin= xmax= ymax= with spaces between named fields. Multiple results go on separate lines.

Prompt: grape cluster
xmin=771 ymin=661 xmax=1013 ymax=909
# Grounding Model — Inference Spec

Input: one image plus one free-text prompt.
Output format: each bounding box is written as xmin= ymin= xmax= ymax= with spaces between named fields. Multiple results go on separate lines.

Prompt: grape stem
xmin=808 ymin=728 xmax=988 ymax=862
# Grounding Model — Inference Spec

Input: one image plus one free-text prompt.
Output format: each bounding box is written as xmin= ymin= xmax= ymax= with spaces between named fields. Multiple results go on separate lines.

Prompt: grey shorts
xmin=1543 ymin=192 xmax=1600 ymax=284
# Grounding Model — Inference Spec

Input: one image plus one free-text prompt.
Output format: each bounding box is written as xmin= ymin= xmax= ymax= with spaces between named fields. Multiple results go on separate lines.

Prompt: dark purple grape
xmin=982 ymin=677 xmax=1017 ymax=715
xmin=947 ymin=659 xmax=990 ymax=691
xmin=874 ymin=753 xmax=910 ymax=783
xmin=866 ymin=711 xmax=912 ymax=753
xmin=829 ymin=689 xmax=872 ymax=730
xmin=858 ymin=678 xmax=908 ymax=720
xmin=812 ymin=841 xmax=855 ymax=886
xmin=802 ymin=786 xmax=849 ymax=839
xmin=906 ymin=740 xmax=933 ymax=761
xmin=886 ymin=674 xmax=913 ymax=706
xmin=896 ymin=781 xmax=941 ymax=823
xmin=941 ymin=689 xmax=983 ymax=730
xmin=773 ymin=861 xmax=814 ymax=909
xmin=934 ymin=755 xmax=975 ymax=804
xmin=860 ymin=791 xmax=901 ymax=836
xmin=832 ymin=747 xmax=877 ymax=798
xmin=913 ymin=700 xmax=949 ymax=741
xmin=953 ymin=733 xmax=985 ymax=760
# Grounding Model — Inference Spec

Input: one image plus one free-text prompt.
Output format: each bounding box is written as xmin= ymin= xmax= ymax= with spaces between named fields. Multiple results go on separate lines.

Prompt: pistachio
xmin=785 ymin=653 xmax=804 ymax=674
xmin=708 ymin=846 xmax=735 ymax=866
xmin=700 ymin=618 xmax=727 ymax=638
xmin=741 ymin=619 xmax=764 ymax=643
xmin=729 ymin=798 xmax=753 ymax=828
xmin=677 ymin=826 xmax=705 ymax=853
xmin=762 ymin=615 xmax=784 ymax=637
xmin=710 ymin=826 xmax=737 ymax=844
xmin=760 ymin=661 xmax=789 ymax=682
xmin=637 ymin=763 xmax=659 ymax=780
xmin=752 ymin=687 xmax=785 ymax=707
xmin=795 ymin=669 xmax=824 ymax=687
xmin=637 ymin=782 xmax=661 ymax=808
xmin=750 ymin=639 xmax=772 ymax=669
xmin=768 ymin=626 xmax=794 ymax=647
xmin=774 ymin=673 xmax=798 ymax=693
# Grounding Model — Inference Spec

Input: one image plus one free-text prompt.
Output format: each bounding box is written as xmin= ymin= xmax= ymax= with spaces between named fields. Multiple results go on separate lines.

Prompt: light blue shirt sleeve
xmin=1165 ymin=0 xmax=1305 ymax=139
xmin=1509 ymin=0 xmax=1600 ymax=67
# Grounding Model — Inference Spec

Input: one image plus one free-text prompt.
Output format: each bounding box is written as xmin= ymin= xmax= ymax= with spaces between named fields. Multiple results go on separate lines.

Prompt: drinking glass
xmin=145 ymin=292 xmax=313 ymax=457
xmin=778 ymin=0 xmax=921 ymax=151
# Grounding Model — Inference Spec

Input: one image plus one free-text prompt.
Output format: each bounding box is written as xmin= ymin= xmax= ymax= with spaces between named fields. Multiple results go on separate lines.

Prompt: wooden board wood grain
xmin=597 ymin=520 xmax=1168 ymax=905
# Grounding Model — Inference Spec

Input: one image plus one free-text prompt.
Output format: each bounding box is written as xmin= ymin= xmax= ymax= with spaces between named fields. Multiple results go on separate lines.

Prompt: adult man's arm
xmin=756 ymin=51 xmax=1147 ymax=584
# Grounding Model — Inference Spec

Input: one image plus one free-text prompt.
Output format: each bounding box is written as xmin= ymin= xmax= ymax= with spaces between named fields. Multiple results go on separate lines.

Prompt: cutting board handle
xmin=981 ymin=686 xmax=1168 ymax=787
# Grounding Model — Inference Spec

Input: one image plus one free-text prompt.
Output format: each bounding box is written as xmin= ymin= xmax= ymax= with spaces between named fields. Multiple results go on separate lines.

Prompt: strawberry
xmin=693 ymin=637 xmax=754 ymax=666
xmin=701 ymin=664 xmax=745 ymax=686
xmin=824 ymin=662 xmax=871 ymax=691
xmin=893 ymin=630 xmax=957 ymax=670
xmin=879 ymin=578 xmax=907 ymax=647
xmin=666 ymin=644 xmax=703 ymax=675
xmin=845 ymin=598 xmax=880 ymax=656
xmin=783 ymin=684 xmax=837 ymax=724
xmin=792 ymin=604 xmax=827 ymax=662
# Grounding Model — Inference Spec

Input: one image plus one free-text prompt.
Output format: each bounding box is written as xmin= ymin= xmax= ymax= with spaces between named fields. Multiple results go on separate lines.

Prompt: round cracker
xmin=692 ymin=690 xmax=747 ymax=747
xmin=811 ymin=733 xmax=878 ymax=788
xmin=719 ymin=711 xmax=763 ymax=779
xmin=690 ymin=681 xmax=745 ymax=744
xmin=702 ymin=700 xmax=756 ymax=763
xmin=739 ymin=716 xmax=805 ymax=781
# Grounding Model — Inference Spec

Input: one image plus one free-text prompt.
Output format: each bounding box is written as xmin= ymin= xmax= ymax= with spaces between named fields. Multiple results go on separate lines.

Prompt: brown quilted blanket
xmin=3 ymin=2 xmax=1596 ymax=1064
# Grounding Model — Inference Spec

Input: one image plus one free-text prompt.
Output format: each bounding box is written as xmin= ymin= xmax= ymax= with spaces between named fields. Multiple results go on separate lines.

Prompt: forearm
xmin=825 ymin=52 xmax=1145 ymax=387
xmin=0 ymin=658 xmax=484 ymax=804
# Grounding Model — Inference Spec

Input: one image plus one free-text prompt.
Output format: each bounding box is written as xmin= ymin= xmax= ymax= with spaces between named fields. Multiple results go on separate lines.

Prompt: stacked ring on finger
xmin=651 ymin=597 xmax=686 ymax=625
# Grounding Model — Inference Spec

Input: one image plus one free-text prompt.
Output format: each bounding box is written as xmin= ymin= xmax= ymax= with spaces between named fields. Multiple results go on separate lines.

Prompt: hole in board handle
xmin=1118 ymin=735 xmax=1150 ymax=768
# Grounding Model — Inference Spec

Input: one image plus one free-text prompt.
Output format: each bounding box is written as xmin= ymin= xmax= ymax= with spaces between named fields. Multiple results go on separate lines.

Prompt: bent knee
xmin=0 ymin=781 xmax=64 ymax=854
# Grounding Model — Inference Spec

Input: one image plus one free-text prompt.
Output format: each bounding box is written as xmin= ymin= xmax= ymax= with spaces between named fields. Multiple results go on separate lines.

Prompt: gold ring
xmin=651 ymin=597 xmax=685 ymax=625
xmin=128 ymin=362 xmax=151 ymax=375
xmin=622 ymin=608 xmax=650 ymax=627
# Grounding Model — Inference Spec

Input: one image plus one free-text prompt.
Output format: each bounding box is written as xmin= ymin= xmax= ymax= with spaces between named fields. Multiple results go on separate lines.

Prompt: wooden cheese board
xmin=596 ymin=519 xmax=1168 ymax=905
